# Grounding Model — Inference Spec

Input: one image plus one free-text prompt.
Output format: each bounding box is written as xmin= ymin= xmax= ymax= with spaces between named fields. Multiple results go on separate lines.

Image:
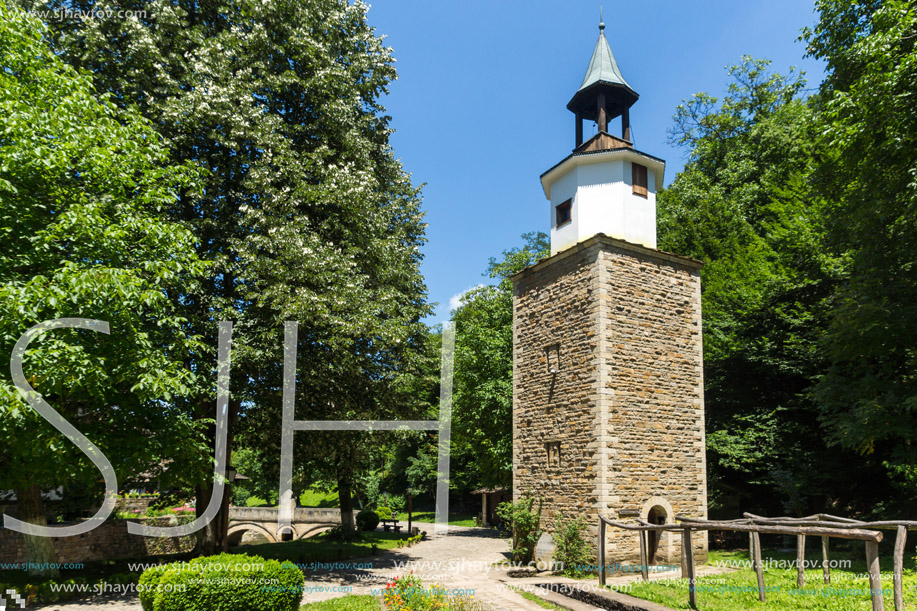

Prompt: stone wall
xmin=0 ymin=517 xmax=195 ymax=564
xmin=512 ymin=234 xmax=708 ymax=567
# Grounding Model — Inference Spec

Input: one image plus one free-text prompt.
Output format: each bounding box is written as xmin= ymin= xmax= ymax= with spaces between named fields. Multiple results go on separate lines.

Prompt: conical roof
xmin=577 ymin=26 xmax=635 ymax=94
xmin=566 ymin=21 xmax=639 ymax=117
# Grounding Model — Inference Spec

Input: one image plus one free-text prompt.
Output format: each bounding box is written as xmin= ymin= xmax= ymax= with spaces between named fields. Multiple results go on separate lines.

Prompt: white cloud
xmin=449 ymin=284 xmax=485 ymax=311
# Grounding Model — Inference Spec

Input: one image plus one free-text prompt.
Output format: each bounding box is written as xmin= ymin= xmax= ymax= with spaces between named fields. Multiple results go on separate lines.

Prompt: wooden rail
xmin=597 ymin=512 xmax=910 ymax=611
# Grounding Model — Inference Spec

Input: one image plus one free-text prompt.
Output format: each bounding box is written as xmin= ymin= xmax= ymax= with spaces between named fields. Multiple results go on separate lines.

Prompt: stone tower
xmin=511 ymin=19 xmax=708 ymax=567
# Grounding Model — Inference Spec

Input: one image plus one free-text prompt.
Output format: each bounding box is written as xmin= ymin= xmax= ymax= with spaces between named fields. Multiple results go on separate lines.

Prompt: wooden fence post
xmin=598 ymin=519 xmax=606 ymax=587
xmin=893 ymin=525 xmax=906 ymax=611
xmin=682 ymin=528 xmax=696 ymax=610
xmin=751 ymin=531 xmax=766 ymax=602
xmin=866 ymin=540 xmax=884 ymax=611
xmin=821 ymin=536 xmax=830 ymax=584
xmin=638 ymin=530 xmax=649 ymax=581
xmin=797 ymin=534 xmax=806 ymax=587
xmin=681 ymin=531 xmax=688 ymax=579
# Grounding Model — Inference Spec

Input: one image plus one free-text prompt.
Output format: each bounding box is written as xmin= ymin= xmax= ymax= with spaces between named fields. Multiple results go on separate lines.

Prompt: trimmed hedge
xmin=356 ymin=509 xmax=380 ymax=531
xmin=139 ymin=553 xmax=303 ymax=611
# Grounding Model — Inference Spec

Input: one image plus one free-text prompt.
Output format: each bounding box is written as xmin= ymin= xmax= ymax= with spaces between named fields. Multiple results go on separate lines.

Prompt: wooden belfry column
xmin=597 ymin=92 xmax=607 ymax=133
xmin=565 ymin=15 xmax=639 ymax=147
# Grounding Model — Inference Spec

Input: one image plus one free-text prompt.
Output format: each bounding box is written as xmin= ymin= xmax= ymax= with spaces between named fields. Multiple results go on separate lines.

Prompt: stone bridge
xmin=227 ymin=506 xmax=341 ymax=545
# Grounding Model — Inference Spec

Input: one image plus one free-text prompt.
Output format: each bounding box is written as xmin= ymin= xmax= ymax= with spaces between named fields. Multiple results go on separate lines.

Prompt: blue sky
xmin=364 ymin=1 xmax=825 ymax=323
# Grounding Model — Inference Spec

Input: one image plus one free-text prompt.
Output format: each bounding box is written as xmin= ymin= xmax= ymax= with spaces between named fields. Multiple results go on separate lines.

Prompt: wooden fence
xmin=598 ymin=512 xmax=916 ymax=611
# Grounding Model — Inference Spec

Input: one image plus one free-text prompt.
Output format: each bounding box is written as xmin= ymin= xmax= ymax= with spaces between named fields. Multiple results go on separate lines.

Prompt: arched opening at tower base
xmin=646 ymin=505 xmax=667 ymax=564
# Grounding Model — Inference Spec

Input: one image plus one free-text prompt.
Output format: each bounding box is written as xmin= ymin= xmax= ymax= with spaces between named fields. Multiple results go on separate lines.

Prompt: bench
xmin=381 ymin=518 xmax=402 ymax=533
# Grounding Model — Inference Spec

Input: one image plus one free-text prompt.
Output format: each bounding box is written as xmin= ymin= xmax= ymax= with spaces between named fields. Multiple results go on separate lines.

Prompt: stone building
xmin=511 ymin=19 xmax=708 ymax=567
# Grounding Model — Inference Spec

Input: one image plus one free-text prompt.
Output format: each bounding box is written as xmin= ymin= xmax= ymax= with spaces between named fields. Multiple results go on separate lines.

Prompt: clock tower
xmin=512 ymin=19 xmax=708 ymax=569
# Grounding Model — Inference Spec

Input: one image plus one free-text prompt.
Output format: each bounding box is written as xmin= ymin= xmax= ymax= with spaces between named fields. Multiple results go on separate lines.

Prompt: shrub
xmin=384 ymin=573 xmax=445 ymax=611
xmin=395 ymin=533 xmax=423 ymax=548
xmin=376 ymin=506 xmax=394 ymax=520
xmin=387 ymin=494 xmax=405 ymax=515
xmin=495 ymin=495 xmax=542 ymax=563
xmin=383 ymin=574 xmax=482 ymax=611
xmin=552 ymin=515 xmax=593 ymax=576
xmin=356 ymin=509 xmax=380 ymax=531
xmin=149 ymin=492 xmax=190 ymax=512
xmin=324 ymin=524 xmax=362 ymax=542
xmin=139 ymin=565 xmax=169 ymax=611
xmin=140 ymin=553 xmax=303 ymax=611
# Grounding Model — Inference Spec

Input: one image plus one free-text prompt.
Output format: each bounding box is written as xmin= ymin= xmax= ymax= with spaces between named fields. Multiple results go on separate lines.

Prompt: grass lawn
xmin=510 ymin=587 xmax=563 ymax=610
xmin=232 ymin=530 xmax=404 ymax=565
xmin=301 ymin=489 xmax=340 ymax=507
xmin=301 ymin=595 xmax=380 ymax=611
xmin=394 ymin=511 xmax=478 ymax=527
xmin=624 ymin=549 xmax=917 ymax=610
xmin=245 ymin=489 xmax=340 ymax=508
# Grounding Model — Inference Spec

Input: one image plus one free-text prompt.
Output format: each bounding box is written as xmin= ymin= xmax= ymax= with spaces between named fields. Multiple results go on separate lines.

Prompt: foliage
xmin=0 ymin=0 xmax=208 ymax=496
xmin=384 ymin=573 xmax=445 ymax=611
xmin=356 ymin=509 xmax=380 ymax=532
xmin=656 ymin=55 xmax=889 ymax=516
xmin=230 ymin=446 xmax=279 ymax=507
xmin=26 ymin=0 xmax=433 ymax=535
xmin=377 ymin=507 xmax=395 ymax=521
xmin=138 ymin=565 xmax=170 ymax=611
xmin=0 ymin=3 xmax=209 ymax=571
xmin=141 ymin=553 xmax=303 ymax=611
xmin=383 ymin=573 xmax=482 ymax=611
xmin=387 ymin=495 xmax=406 ymax=516
xmin=551 ymin=516 xmax=593 ymax=577
xmin=495 ymin=495 xmax=543 ymax=563
xmin=233 ymin=531 xmax=403 ymax=566
xmin=324 ymin=524 xmax=364 ymax=543
xmin=803 ymin=0 xmax=917 ymax=499
xmin=149 ymin=493 xmax=192 ymax=513
xmin=452 ymin=233 xmax=549 ymax=489
xmin=395 ymin=533 xmax=423 ymax=548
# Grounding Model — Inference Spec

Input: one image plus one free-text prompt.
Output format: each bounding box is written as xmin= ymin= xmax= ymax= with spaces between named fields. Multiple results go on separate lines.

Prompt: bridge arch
xmin=227 ymin=522 xmax=278 ymax=546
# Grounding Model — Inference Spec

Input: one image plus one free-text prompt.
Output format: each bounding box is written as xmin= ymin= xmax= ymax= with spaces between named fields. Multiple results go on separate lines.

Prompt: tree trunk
xmin=16 ymin=484 xmax=60 ymax=578
xmin=196 ymin=482 xmax=218 ymax=556
xmin=195 ymin=398 xmax=239 ymax=556
xmin=338 ymin=480 xmax=354 ymax=532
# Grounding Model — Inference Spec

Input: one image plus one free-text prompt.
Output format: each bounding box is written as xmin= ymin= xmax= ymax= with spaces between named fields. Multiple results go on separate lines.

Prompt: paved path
xmin=296 ymin=522 xmax=549 ymax=611
xmin=30 ymin=523 xmax=731 ymax=611
xmin=31 ymin=523 xmax=544 ymax=611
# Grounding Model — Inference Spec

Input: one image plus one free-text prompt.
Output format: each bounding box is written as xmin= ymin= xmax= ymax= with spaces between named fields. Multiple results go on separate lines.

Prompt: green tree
xmin=30 ymin=0 xmax=432 ymax=538
xmin=452 ymin=233 xmax=549 ymax=489
xmin=0 ymin=5 xmax=207 ymax=576
xmin=804 ymin=0 xmax=917 ymax=501
xmin=657 ymin=58 xmax=879 ymax=515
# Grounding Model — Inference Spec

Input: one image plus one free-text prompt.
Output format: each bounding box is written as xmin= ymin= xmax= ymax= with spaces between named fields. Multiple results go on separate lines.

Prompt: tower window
xmin=545 ymin=442 xmax=561 ymax=466
xmin=556 ymin=199 xmax=572 ymax=227
xmin=632 ymin=163 xmax=648 ymax=197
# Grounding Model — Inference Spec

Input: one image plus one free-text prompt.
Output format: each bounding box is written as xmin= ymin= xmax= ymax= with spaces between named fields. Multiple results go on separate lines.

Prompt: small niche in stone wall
xmin=545 ymin=344 xmax=560 ymax=373
xmin=545 ymin=441 xmax=561 ymax=466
